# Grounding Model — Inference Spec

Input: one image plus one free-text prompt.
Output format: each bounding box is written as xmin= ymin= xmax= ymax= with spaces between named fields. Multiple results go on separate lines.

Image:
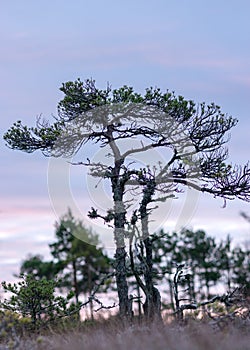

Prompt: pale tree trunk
xmin=137 ymin=284 xmax=142 ymax=320
xmin=113 ymin=194 xmax=131 ymax=319
xmin=111 ymin=154 xmax=131 ymax=320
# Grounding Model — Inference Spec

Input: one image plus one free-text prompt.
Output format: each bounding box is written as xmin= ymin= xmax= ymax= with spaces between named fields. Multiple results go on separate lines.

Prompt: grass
xmin=1 ymin=313 xmax=250 ymax=350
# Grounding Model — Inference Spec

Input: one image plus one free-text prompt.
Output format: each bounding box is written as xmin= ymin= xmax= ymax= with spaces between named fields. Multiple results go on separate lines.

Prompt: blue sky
xmin=1 ymin=0 xmax=250 ymax=282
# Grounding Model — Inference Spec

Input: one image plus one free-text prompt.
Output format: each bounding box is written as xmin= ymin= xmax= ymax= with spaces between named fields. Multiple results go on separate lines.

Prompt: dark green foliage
xmin=19 ymin=254 xmax=61 ymax=280
xmin=3 ymin=119 xmax=62 ymax=155
xmin=49 ymin=209 xmax=112 ymax=304
xmin=19 ymin=209 xmax=113 ymax=308
xmin=0 ymin=274 xmax=75 ymax=327
xmin=148 ymin=229 xmax=250 ymax=309
xmin=58 ymin=78 xmax=111 ymax=120
xmin=214 ymin=235 xmax=250 ymax=294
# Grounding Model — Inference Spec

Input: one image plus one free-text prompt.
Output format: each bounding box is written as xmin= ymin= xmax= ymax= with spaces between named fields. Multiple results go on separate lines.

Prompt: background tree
xmin=150 ymin=228 xmax=250 ymax=311
xmin=231 ymin=246 xmax=250 ymax=295
xmin=0 ymin=274 xmax=75 ymax=328
xmin=240 ymin=211 xmax=250 ymax=223
xmin=19 ymin=254 xmax=61 ymax=280
xmin=49 ymin=210 xmax=112 ymax=307
xmin=19 ymin=210 xmax=112 ymax=318
xmin=4 ymin=78 xmax=250 ymax=320
xmin=149 ymin=229 xmax=219 ymax=307
xmin=173 ymin=229 xmax=221 ymax=300
xmin=216 ymin=235 xmax=233 ymax=291
xmin=216 ymin=237 xmax=250 ymax=296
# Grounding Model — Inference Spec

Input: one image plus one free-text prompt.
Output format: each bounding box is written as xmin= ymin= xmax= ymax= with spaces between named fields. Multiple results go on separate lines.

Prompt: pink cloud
xmin=230 ymin=74 xmax=250 ymax=87
xmin=146 ymin=45 xmax=248 ymax=71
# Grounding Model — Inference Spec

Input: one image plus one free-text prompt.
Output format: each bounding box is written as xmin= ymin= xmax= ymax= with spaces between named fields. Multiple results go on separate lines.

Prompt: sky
xmin=1 ymin=0 xmax=250 ymax=283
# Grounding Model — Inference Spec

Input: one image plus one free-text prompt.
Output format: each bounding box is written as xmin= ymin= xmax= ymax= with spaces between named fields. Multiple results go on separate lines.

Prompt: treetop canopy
xmin=3 ymin=78 xmax=250 ymax=202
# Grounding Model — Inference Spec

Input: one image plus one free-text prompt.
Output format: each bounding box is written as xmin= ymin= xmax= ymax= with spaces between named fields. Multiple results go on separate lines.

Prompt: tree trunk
xmin=139 ymin=180 xmax=163 ymax=323
xmin=168 ymin=278 xmax=175 ymax=311
xmin=90 ymin=298 xmax=94 ymax=320
xmin=137 ymin=284 xmax=142 ymax=320
xmin=72 ymin=259 xmax=79 ymax=304
xmin=111 ymin=157 xmax=131 ymax=320
xmin=143 ymin=237 xmax=163 ymax=323
xmin=87 ymin=266 xmax=94 ymax=320
xmin=114 ymin=246 xmax=130 ymax=318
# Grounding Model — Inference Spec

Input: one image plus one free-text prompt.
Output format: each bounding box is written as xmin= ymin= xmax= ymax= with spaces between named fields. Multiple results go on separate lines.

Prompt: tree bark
xmin=111 ymin=153 xmax=131 ymax=319
xmin=139 ymin=180 xmax=163 ymax=323
xmin=143 ymin=237 xmax=163 ymax=323
xmin=72 ymin=259 xmax=79 ymax=304
xmin=114 ymin=246 xmax=130 ymax=318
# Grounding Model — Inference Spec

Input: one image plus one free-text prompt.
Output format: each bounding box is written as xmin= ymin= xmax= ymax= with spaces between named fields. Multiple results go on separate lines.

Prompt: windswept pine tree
xmin=4 ymin=78 xmax=250 ymax=320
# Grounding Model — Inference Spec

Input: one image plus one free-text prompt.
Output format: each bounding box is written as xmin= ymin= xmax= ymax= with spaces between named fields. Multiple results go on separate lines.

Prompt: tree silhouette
xmin=4 ymin=78 xmax=250 ymax=320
